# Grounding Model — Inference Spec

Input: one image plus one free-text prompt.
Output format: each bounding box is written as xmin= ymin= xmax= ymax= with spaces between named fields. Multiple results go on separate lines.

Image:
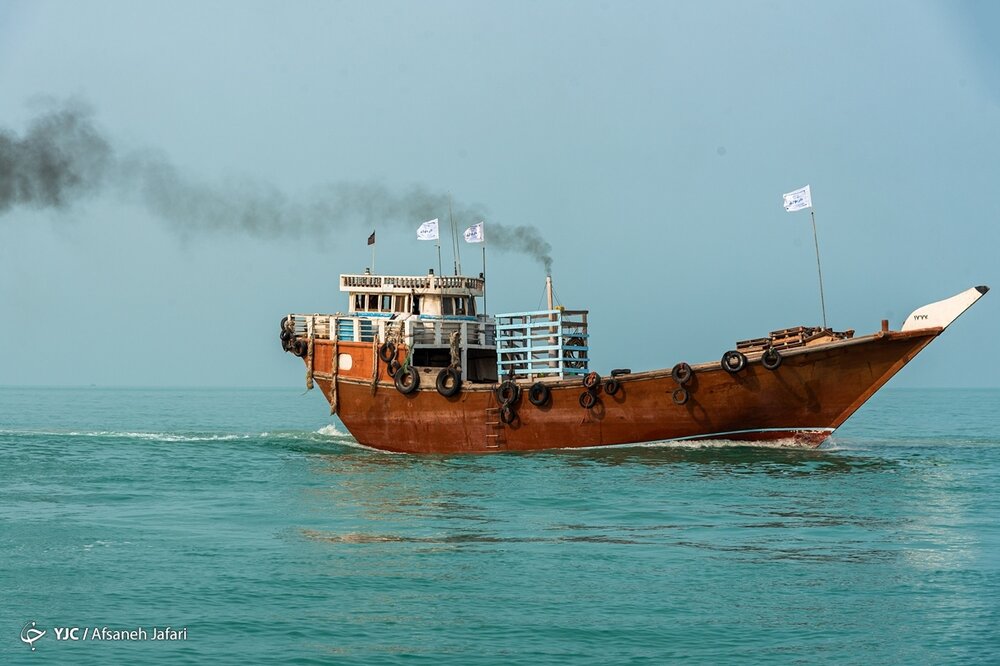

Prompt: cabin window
xmin=442 ymin=298 xmax=454 ymax=315
xmin=455 ymin=297 xmax=467 ymax=315
xmin=354 ymin=294 xmax=364 ymax=311
xmin=412 ymin=295 xmax=421 ymax=314
xmin=367 ymin=295 xmax=379 ymax=310
xmin=381 ymin=294 xmax=393 ymax=311
xmin=395 ymin=295 xmax=408 ymax=312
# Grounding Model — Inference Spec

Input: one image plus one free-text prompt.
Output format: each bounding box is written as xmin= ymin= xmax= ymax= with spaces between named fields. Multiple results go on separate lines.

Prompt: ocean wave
xmin=315 ymin=424 xmax=348 ymax=438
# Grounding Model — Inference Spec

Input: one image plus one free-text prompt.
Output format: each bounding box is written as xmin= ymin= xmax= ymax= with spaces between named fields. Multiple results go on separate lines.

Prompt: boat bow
xmin=901 ymin=285 xmax=989 ymax=332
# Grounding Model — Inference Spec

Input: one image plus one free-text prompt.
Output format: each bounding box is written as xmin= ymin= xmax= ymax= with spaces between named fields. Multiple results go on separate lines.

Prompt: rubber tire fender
xmin=499 ymin=404 xmax=517 ymax=425
xmin=583 ymin=372 xmax=601 ymax=390
xmin=387 ymin=359 xmax=401 ymax=377
xmin=671 ymin=362 xmax=693 ymax=385
xmin=721 ymin=350 xmax=747 ymax=373
xmin=528 ymin=382 xmax=551 ymax=407
xmin=603 ymin=378 xmax=621 ymax=396
xmin=496 ymin=380 xmax=520 ymax=407
xmin=761 ymin=347 xmax=782 ymax=371
xmin=293 ymin=339 xmax=309 ymax=358
xmin=672 ymin=387 xmax=690 ymax=405
xmin=579 ymin=390 xmax=598 ymax=409
xmin=436 ymin=368 xmax=462 ymax=397
xmin=394 ymin=367 xmax=420 ymax=394
xmin=378 ymin=342 xmax=397 ymax=364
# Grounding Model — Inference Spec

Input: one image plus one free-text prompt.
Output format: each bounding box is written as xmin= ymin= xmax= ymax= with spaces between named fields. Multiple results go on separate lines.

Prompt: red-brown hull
xmin=303 ymin=329 xmax=940 ymax=454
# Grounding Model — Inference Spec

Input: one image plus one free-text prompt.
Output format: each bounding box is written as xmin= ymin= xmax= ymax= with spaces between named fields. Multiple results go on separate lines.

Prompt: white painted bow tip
xmin=901 ymin=285 xmax=989 ymax=332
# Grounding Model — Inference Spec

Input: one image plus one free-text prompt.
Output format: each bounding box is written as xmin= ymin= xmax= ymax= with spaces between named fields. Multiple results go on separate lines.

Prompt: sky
xmin=0 ymin=0 xmax=997 ymax=388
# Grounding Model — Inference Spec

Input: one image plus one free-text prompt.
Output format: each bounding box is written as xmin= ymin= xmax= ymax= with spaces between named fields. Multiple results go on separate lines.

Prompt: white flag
xmin=782 ymin=185 xmax=812 ymax=212
xmin=416 ymin=218 xmax=439 ymax=241
xmin=463 ymin=222 xmax=484 ymax=243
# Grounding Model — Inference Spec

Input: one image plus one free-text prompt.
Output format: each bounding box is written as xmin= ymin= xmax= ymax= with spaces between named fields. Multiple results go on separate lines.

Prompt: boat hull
xmin=303 ymin=328 xmax=941 ymax=454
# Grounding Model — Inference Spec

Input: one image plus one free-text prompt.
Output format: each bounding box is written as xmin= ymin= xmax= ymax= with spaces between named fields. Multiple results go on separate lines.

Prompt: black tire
xmin=565 ymin=337 xmax=586 ymax=368
xmin=378 ymin=342 xmax=396 ymax=364
xmin=293 ymin=339 xmax=308 ymax=357
xmin=394 ymin=367 xmax=420 ymax=394
xmin=721 ymin=350 xmax=747 ymax=373
xmin=436 ymin=368 xmax=462 ymax=397
xmin=528 ymin=382 xmax=551 ymax=407
xmin=280 ymin=329 xmax=292 ymax=343
xmin=387 ymin=359 xmax=401 ymax=377
xmin=761 ymin=347 xmax=782 ymax=371
xmin=583 ymin=372 xmax=601 ymax=390
xmin=500 ymin=404 xmax=517 ymax=425
xmin=604 ymin=378 xmax=621 ymax=396
xmin=280 ymin=316 xmax=289 ymax=330
xmin=579 ymin=390 xmax=598 ymax=409
xmin=671 ymin=362 xmax=693 ymax=385
xmin=672 ymin=387 xmax=689 ymax=405
xmin=496 ymin=380 xmax=520 ymax=407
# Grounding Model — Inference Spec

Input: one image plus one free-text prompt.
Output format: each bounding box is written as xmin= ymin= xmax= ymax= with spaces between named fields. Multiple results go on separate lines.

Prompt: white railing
xmin=285 ymin=314 xmax=496 ymax=347
xmin=495 ymin=309 xmax=589 ymax=379
xmin=340 ymin=274 xmax=485 ymax=293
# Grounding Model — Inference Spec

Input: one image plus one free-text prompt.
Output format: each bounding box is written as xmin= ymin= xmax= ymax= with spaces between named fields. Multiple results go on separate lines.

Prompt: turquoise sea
xmin=2 ymin=386 xmax=998 ymax=664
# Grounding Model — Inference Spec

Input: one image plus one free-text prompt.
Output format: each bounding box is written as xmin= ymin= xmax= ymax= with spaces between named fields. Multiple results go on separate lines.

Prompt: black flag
xmin=367 ymin=231 xmax=376 ymax=246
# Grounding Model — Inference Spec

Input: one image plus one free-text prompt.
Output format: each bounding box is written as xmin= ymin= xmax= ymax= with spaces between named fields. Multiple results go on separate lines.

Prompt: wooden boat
xmin=280 ymin=270 xmax=987 ymax=454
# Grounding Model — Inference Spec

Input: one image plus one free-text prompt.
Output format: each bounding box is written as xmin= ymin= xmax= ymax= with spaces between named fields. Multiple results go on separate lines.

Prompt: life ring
xmin=496 ymin=380 xmax=520 ymax=406
xmin=293 ymin=339 xmax=309 ymax=357
xmin=671 ymin=362 xmax=693 ymax=385
xmin=378 ymin=341 xmax=396 ymax=363
xmin=500 ymin=404 xmax=517 ymax=425
xmin=579 ymin=390 xmax=598 ymax=409
xmin=394 ymin=367 xmax=420 ymax=394
xmin=436 ymin=368 xmax=462 ymax=397
xmin=672 ymin=387 xmax=689 ymax=405
xmin=387 ymin=359 xmax=401 ymax=377
xmin=603 ymin=378 xmax=621 ymax=396
xmin=583 ymin=372 xmax=601 ymax=390
xmin=761 ymin=347 xmax=782 ymax=370
xmin=721 ymin=350 xmax=747 ymax=373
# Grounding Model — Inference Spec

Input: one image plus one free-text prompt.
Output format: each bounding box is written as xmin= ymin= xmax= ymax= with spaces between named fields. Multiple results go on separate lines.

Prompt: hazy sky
xmin=0 ymin=0 xmax=996 ymax=388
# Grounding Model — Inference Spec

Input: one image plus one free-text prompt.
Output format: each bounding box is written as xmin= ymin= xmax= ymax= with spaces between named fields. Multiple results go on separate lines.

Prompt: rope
xmin=449 ymin=330 xmax=461 ymax=370
xmin=305 ymin=325 xmax=315 ymax=391
xmin=330 ymin=337 xmax=339 ymax=415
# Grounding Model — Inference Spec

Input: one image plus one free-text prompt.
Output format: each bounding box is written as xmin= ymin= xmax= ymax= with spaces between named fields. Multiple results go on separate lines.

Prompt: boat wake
xmin=563 ymin=437 xmax=821 ymax=452
xmin=0 ymin=428 xmax=257 ymax=442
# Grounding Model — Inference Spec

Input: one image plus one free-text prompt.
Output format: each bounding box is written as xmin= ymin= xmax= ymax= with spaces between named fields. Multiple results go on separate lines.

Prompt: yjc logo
xmin=20 ymin=621 xmax=46 ymax=651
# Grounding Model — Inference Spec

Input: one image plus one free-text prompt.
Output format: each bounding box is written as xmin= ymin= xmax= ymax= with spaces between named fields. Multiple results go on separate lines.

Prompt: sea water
xmin=1 ymin=386 xmax=998 ymax=664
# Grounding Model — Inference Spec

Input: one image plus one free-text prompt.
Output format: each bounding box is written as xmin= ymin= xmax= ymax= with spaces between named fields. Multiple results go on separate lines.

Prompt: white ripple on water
xmin=1 ymin=428 xmax=254 ymax=442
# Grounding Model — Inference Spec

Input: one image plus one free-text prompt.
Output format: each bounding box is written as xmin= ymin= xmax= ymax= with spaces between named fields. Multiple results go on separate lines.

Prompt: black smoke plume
xmin=0 ymin=101 xmax=554 ymax=272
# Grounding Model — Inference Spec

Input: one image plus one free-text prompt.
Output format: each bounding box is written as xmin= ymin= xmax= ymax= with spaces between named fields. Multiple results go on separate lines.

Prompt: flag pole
xmin=371 ymin=231 xmax=376 ymax=273
xmin=449 ymin=196 xmax=462 ymax=275
xmin=482 ymin=243 xmax=487 ymax=314
xmin=811 ymin=210 xmax=828 ymax=329
xmin=436 ymin=242 xmax=443 ymax=277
